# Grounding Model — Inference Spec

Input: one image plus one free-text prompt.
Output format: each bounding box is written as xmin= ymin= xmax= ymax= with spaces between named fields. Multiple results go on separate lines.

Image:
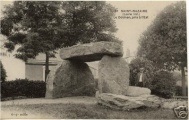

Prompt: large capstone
xmin=45 ymin=60 xmax=96 ymax=98
xmin=60 ymin=41 xmax=123 ymax=62
xmin=98 ymin=55 xmax=129 ymax=95
xmin=96 ymin=93 xmax=161 ymax=110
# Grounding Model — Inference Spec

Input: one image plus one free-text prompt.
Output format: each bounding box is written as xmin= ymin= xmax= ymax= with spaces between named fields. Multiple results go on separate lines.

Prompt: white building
xmin=25 ymin=53 xmax=98 ymax=81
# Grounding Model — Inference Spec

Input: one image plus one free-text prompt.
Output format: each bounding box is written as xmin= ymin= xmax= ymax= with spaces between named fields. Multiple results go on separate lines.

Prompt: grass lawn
xmin=1 ymin=103 xmax=179 ymax=119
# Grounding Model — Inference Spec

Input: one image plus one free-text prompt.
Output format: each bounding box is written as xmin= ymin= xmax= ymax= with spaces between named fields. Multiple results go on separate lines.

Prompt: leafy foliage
xmin=151 ymin=70 xmax=176 ymax=98
xmin=1 ymin=1 xmax=120 ymax=82
xmin=137 ymin=1 xmax=186 ymax=70
xmin=129 ymin=57 xmax=155 ymax=88
xmin=61 ymin=1 xmax=120 ymax=45
xmin=0 ymin=61 xmax=7 ymax=82
xmin=1 ymin=1 xmax=119 ymax=81
xmin=1 ymin=79 xmax=46 ymax=99
xmin=1 ymin=1 xmax=63 ymax=60
xmin=129 ymin=58 xmax=178 ymax=98
xmin=1 ymin=1 xmax=119 ymax=62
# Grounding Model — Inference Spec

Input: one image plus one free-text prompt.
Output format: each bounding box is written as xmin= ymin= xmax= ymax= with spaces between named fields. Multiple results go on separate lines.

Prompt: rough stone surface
xmin=161 ymin=99 xmax=188 ymax=109
xmin=60 ymin=41 xmax=123 ymax=62
xmin=96 ymin=93 xmax=161 ymax=110
xmin=45 ymin=60 xmax=96 ymax=98
xmin=125 ymin=86 xmax=151 ymax=97
xmin=98 ymin=55 xmax=129 ymax=95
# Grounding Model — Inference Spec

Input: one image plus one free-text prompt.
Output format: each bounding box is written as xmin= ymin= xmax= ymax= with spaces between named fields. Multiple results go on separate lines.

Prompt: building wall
xmin=1 ymin=38 xmax=25 ymax=80
xmin=25 ymin=63 xmax=98 ymax=81
xmin=1 ymin=57 xmax=25 ymax=80
xmin=25 ymin=64 xmax=43 ymax=81
xmin=25 ymin=64 xmax=58 ymax=81
xmin=0 ymin=48 xmax=25 ymax=80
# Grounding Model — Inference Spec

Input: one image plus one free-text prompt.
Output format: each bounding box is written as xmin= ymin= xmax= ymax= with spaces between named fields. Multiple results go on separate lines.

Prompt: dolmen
xmin=45 ymin=41 xmax=161 ymax=110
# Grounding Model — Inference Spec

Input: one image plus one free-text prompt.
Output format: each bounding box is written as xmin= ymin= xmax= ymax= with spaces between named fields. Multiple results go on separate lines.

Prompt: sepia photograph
xmin=0 ymin=0 xmax=188 ymax=119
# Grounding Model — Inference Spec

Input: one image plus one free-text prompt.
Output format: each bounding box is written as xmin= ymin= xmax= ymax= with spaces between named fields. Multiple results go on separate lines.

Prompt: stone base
xmin=125 ymin=86 xmax=151 ymax=97
xmin=96 ymin=93 xmax=161 ymax=110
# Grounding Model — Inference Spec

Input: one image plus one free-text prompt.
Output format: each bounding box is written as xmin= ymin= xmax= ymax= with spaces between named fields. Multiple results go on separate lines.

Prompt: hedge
xmin=129 ymin=58 xmax=184 ymax=98
xmin=0 ymin=61 xmax=7 ymax=82
xmin=1 ymin=79 xmax=46 ymax=99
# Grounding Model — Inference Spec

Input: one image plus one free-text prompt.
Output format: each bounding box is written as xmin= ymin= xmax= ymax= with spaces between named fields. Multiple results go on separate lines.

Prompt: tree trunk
xmin=181 ymin=65 xmax=186 ymax=96
xmin=45 ymin=51 xmax=50 ymax=82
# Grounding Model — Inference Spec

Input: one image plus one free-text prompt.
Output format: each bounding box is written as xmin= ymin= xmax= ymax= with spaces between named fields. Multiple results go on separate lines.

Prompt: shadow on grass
xmin=2 ymin=103 xmax=179 ymax=119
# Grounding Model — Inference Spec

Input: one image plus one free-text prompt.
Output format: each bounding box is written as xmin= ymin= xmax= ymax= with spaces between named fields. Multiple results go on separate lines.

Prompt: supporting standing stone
xmin=45 ymin=60 xmax=96 ymax=98
xmin=60 ymin=41 xmax=123 ymax=62
xmin=98 ymin=55 xmax=130 ymax=95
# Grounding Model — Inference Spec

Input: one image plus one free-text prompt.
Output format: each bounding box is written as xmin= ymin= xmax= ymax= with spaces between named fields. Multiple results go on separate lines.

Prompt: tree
xmin=61 ymin=1 xmax=119 ymax=44
xmin=0 ymin=61 xmax=7 ymax=82
xmin=1 ymin=1 xmax=119 ymax=81
xmin=137 ymin=1 xmax=187 ymax=96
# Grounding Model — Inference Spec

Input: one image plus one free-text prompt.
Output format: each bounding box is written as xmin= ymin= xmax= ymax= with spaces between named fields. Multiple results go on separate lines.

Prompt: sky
xmin=0 ymin=1 xmax=177 ymax=57
xmin=107 ymin=1 xmax=176 ymax=56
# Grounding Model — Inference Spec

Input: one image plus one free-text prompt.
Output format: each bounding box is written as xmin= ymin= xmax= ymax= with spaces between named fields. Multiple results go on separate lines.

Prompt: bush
xmin=130 ymin=58 xmax=178 ymax=98
xmin=129 ymin=57 xmax=155 ymax=88
xmin=0 ymin=61 xmax=7 ymax=82
xmin=151 ymin=70 xmax=176 ymax=98
xmin=1 ymin=79 xmax=46 ymax=99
